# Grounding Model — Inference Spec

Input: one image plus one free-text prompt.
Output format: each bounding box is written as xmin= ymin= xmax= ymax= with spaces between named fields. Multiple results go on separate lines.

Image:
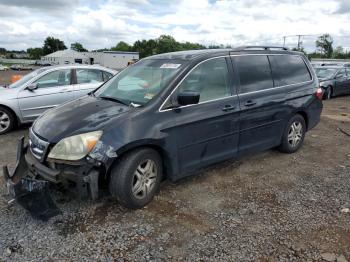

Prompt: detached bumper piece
xmin=3 ymin=137 xmax=61 ymax=221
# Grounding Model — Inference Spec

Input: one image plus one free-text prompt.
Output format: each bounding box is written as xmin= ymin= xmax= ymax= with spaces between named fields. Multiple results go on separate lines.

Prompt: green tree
xmin=27 ymin=47 xmax=44 ymax=59
xmin=332 ymin=46 xmax=345 ymax=59
xmin=71 ymin=42 xmax=87 ymax=52
xmin=156 ymin=35 xmax=180 ymax=54
xmin=111 ymin=41 xmax=131 ymax=52
xmin=42 ymin=36 xmax=67 ymax=55
xmin=132 ymin=39 xmax=157 ymax=58
xmin=316 ymin=34 xmax=333 ymax=58
xmin=0 ymin=47 xmax=6 ymax=55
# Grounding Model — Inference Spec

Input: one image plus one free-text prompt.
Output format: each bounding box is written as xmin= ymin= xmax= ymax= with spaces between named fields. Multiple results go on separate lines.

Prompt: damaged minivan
xmin=4 ymin=47 xmax=323 ymax=219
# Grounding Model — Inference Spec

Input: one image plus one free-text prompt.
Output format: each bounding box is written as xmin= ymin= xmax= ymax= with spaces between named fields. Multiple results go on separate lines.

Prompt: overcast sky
xmin=0 ymin=0 xmax=350 ymax=52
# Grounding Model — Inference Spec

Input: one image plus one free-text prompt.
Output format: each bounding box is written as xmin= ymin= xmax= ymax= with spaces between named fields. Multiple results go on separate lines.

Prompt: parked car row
xmin=3 ymin=47 xmax=323 ymax=218
xmin=0 ymin=64 xmax=117 ymax=134
xmin=0 ymin=65 xmax=9 ymax=71
xmin=311 ymin=61 xmax=350 ymax=67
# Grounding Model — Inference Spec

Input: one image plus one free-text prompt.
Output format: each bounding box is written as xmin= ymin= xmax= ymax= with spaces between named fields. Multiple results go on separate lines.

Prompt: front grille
xmin=29 ymin=128 xmax=49 ymax=162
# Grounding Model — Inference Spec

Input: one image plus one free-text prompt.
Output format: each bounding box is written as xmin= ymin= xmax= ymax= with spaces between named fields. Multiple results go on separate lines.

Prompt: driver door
xmin=18 ymin=69 xmax=74 ymax=122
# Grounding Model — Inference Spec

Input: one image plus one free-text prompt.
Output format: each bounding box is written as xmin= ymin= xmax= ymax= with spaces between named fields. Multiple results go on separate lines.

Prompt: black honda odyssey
xmin=4 ymin=46 xmax=323 ymax=219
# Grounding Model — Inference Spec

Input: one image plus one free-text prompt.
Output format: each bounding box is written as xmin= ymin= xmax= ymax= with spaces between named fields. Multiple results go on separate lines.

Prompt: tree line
xmin=0 ymin=33 xmax=349 ymax=60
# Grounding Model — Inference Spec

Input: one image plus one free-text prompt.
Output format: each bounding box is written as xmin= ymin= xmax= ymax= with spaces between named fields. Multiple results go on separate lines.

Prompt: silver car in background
xmin=0 ymin=65 xmax=117 ymax=134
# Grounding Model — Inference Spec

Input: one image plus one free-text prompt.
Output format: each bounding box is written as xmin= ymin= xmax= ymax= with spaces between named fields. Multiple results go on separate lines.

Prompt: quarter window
xmin=177 ymin=57 xmax=231 ymax=103
xmin=235 ymin=55 xmax=273 ymax=93
xmin=34 ymin=69 xmax=71 ymax=88
xmin=76 ymin=69 xmax=103 ymax=84
xmin=269 ymin=55 xmax=312 ymax=86
xmin=103 ymin=71 xmax=113 ymax=81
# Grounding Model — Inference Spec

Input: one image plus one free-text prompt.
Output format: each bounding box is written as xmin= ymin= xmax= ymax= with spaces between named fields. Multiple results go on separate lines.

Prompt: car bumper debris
xmin=2 ymin=137 xmax=101 ymax=221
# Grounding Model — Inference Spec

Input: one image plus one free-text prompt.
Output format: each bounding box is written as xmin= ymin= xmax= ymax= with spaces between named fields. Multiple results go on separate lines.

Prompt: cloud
xmin=334 ymin=0 xmax=350 ymax=14
xmin=0 ymin=0 xmax=78 ymax=11
xmin=0 ymin=0 xmax=350 ymax=52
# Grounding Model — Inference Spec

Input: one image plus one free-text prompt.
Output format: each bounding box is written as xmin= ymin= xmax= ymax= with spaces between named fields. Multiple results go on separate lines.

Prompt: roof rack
xmin=233 ymin=46 xmax=289 ymax=51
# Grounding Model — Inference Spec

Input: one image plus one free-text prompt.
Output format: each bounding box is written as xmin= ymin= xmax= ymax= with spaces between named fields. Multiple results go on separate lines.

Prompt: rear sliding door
xmin=232 ymin=54 xmax=312 ymax=155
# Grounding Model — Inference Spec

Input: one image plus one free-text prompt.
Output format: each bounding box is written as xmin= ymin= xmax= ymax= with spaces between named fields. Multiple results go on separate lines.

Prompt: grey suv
xmin=0 ymin=65 xmax=117 ymax=134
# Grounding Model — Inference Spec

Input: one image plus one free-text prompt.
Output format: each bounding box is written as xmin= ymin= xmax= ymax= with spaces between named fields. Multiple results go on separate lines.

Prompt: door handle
xmin=222 ymin=105 xmax=236 ymax=112
xmin=244 ymin=100 xmax=256 ymax=107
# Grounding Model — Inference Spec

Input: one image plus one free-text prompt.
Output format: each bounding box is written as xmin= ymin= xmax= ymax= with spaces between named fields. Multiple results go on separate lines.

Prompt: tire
xmin=109 ymin=148 xmax=162 ymax=209
xmin=0 ymin=106 xmax=16 ymax=135
xmin=278 ymin=114 xmax=306 ymax=154
xmin=325 ymin=86 xmax=333 ymax=100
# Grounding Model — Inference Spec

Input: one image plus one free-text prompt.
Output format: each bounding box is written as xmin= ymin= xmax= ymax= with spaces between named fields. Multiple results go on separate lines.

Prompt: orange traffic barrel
xmin=11 ymin=75 xmax=22 ymax=83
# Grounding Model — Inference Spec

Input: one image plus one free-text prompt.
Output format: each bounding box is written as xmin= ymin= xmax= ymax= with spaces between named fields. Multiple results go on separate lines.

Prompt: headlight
xmin=48 ymin=131 xmax=103 ymax=161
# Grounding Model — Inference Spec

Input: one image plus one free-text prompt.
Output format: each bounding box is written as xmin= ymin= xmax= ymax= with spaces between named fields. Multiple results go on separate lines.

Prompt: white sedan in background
xmin=0 ymin=64 xmax=117 ymax=134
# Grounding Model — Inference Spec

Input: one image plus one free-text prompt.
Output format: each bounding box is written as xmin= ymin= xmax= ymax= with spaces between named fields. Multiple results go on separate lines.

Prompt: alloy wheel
xmin=288 ymin=121 xmax=303 ymax=148
xmin=0 ymin=111 xmax=10 ymax=132
xmin=132 ymin=159 xmax=158 ymax=199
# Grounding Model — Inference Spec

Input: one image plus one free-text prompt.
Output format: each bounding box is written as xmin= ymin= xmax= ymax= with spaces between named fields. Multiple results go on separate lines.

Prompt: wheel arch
xmin=108 ymin=140 xmax=174 ymax=181
xmin=0 ymin=104 xmax=19 ymax=126
xmin=295 ymin=110 xmax=308 ymax=130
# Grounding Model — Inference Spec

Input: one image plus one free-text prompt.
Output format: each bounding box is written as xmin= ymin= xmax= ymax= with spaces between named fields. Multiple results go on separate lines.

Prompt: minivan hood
xmin=33 ymin=95 xmax=131 ymax=143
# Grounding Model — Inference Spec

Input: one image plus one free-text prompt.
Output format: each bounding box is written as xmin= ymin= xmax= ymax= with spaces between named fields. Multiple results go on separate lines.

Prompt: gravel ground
xmin=0 ymin=96 xmax=350 ymax=261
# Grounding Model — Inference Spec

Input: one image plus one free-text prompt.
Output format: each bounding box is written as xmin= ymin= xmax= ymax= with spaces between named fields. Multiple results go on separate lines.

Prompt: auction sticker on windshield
xmin=160 ymin=63 xmax=181 ymax=69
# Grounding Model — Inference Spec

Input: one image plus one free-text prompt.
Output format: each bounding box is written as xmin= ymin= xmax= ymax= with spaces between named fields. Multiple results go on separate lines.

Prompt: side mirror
xmin=26 ymin=83 xmax=38 ymax=91
xmin=177 ymin=91 xmax=200 ymax=106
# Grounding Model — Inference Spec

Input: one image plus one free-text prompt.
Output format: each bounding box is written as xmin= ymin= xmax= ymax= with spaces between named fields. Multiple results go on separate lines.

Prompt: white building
xmin=41 ymin=50 xmax=89 ymax=65
xmin=88 ymin=51 xmax=139 ymax=70
xmin=41 ymin=50 xmax=139 ymax=70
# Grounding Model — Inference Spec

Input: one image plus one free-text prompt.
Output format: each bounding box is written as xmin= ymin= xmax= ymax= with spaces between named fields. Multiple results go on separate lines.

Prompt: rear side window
xmin=76 ymin=69 xmax=103 ymax=84
xmin=269 ymin=55 xmax=312 ymax=86
xmin=235 ymin=55 xmax=273 ymax=93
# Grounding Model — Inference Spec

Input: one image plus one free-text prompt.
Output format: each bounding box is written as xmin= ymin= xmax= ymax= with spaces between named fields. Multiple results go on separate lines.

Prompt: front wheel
xmin=325 ymin=86 xmax=333 ymax=100
xmin=278 ymin=114 xmax=306 ymax=153
xmin=109 ymin=148 xmax=162 ymax=209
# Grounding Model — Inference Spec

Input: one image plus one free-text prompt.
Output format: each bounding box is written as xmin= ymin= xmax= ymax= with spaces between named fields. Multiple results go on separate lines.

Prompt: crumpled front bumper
xmin=3 ymin=137 xmax=61 ymax=221
xmin=2 ymin=137 xmax=101 ymax=221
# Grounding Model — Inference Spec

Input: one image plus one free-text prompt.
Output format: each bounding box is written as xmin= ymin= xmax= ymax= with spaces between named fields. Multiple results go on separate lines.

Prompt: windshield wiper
xmin=99 ymin=96 xmax=129 ymax=106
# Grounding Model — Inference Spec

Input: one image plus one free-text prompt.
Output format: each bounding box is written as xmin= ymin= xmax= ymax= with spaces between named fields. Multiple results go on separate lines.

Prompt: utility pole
xmin=283 ymin=36 xmax=286 ymax=47
xmin=297 ymin=35 xmax=302 ymax=50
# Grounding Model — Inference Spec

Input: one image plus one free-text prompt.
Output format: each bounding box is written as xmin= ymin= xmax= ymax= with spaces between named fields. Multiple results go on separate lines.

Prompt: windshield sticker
xmin=144 ymin=93 xmax=155 ymax=100
xmin=160 ymin=63 xmax=181 ymax=69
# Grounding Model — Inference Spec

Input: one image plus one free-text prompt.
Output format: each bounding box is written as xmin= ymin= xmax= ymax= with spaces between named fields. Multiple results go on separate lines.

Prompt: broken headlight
xmin=48 ymin=131 xmax=103 ymax=161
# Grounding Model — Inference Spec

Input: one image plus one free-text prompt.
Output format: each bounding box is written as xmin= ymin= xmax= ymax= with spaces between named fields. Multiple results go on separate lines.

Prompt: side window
xmin=103 ymin=71 xmax=113 ymax=81
xmin=269 ymin=55 xmax=312 ymax=86
xmin=336 ymin=69 xmax=346 ymax=78
xmin=76 ymin=69 xmax=103 ymax=84
xmin=177 ymin=57 xmax=231 ymax=103
xmin=34 ymin=69 xmax=71 ymax=88
xmin=235 ymin=55 xmax=273 ymax=93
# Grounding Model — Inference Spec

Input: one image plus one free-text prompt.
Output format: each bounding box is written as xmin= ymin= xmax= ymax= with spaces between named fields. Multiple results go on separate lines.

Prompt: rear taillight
xmin=315 ymin=87 xmax=323 ymax=100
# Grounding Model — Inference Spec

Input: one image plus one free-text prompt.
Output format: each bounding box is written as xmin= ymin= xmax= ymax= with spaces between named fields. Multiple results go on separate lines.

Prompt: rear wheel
xmin=109 ymin=148 xmax=162 ymax=209
xmin=278 ymin=114 xmax=306 ymax=153
xmin=0 ymin=107 xmax=15 ymax=135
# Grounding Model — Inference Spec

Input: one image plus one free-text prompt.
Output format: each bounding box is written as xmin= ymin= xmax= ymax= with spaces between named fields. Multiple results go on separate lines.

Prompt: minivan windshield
xmin=95 ymin=59 xmax=184 ymax=105
xmin=8 ymin=68 xmax=48 ymax=88
xmin=315 ymin=68 xmax=338 ymax=79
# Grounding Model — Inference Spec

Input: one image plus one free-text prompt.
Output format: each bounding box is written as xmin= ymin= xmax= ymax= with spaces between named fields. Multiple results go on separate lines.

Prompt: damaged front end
xmin=3 ymin=137 xmax=61 ymax=221
xmin=2 ymin=135 xmax=106 ymax=221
